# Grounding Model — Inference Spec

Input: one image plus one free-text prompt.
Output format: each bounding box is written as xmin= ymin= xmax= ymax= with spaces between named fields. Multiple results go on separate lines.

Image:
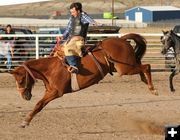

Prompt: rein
xmin=23 ymin=64 xmax=37 ymax=82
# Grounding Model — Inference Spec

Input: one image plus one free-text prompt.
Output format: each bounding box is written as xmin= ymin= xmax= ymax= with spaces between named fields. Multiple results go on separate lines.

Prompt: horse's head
xmin=161 ymin=30 xmax=175 ymax=55
xmin=11 ymin=66 xmax=35 ymax=101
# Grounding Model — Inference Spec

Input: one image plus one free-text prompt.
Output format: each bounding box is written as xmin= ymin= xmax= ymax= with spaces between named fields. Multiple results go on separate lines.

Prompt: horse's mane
xmin=23 ymin=57 xmax=62 ymax=85
xmin=169 ymin=30 xmax=180 ymax=56
xmin=170 ymin=30 xmax=180 ymax=44
xmin=24 ymin=57 xmax=59 ymax=66
xmin=171 ymin=30 xmax=180 ymax=39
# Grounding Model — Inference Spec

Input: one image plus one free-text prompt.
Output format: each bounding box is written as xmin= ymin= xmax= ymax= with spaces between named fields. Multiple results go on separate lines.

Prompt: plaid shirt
xmin=62 ymin=12 xmax=96 ymax=39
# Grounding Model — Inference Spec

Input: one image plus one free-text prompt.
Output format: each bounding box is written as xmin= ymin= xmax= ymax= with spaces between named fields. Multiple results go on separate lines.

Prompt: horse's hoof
xmin=151 ymin=89 xmax=158 ymax=96
xmin=19 ymin=121 xmax=29 ymax=128
xmin=171 ymin=89 xmax=175 ymax=93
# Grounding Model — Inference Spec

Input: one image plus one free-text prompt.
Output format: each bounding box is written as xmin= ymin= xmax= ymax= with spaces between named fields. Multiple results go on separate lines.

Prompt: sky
xmin=0 ymin=0 xmax=50 ymax=6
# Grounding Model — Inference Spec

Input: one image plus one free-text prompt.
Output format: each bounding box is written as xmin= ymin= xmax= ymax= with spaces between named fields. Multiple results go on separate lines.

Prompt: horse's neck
xmin=26 ymin=57 xmax=58 ymax=80
xmin=172 ymin=33 xmax=180 ymax=54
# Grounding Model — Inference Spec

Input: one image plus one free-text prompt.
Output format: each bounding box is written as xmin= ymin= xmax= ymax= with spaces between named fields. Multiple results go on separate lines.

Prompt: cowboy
xmin=59 ymin=2 xmax=97 ymax=73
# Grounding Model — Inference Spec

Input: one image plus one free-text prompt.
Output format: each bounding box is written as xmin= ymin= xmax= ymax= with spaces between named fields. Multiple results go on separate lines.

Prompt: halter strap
xmin=23 ymin=64 xmax=37 ymax=82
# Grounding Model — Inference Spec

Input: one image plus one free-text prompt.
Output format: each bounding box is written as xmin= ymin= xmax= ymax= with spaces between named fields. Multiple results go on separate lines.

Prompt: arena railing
xmin=0 ymin=33 xmax=175 ymax=72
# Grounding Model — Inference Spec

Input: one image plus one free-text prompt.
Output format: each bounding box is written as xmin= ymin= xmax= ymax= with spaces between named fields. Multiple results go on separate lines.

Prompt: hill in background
xmin=0 ymin=0 xmax=180 ymax=19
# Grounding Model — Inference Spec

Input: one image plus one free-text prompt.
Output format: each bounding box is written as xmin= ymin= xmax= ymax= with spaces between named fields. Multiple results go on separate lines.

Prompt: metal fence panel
xmin=0 ymin=33 xmax=172 ymax=72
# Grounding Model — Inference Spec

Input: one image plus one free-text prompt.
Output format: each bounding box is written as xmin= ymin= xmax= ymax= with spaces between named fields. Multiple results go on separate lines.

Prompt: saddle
xmin=51 ymin=43 xmax=114 ymax=75
xmin=50 ymin=43 xmax=114 ymax=92
xmin=50 ymin=43 xmax=97 ymax=60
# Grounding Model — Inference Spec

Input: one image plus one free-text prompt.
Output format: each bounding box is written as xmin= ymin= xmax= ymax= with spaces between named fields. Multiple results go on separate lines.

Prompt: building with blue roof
xmin=125 ymin=6 xmax=180 ymax=23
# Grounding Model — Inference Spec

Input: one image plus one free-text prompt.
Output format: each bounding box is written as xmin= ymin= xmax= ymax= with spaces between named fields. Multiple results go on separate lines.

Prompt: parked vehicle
xmin=0 ymin=27 xmax=35 ymax=62
xmin=37 ymin=26 xmax=120 ymax=57
xmin=87 ymin=25 xmax=120 ymax=44
xmin=173 ymin=25 xmax=180 ymax=34
xmin=37 ymin=27 xmax=65 ymax=57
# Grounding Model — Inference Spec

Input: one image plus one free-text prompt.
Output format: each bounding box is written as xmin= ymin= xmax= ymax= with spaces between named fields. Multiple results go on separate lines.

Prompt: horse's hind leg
xmin=138 ymin=61 xmax=148 ymax=84
xmin=139 ymin=72 xmax=148 ymax=84
xmin=140 ymin=64 xmax=157 ymax=95
xmin=128 ymin=64 xmax=157 ymax=95
xmin=21 ymin=90 xmax=61 ymax=128
xmin=169 ymin=68 xmax=179 ymax=92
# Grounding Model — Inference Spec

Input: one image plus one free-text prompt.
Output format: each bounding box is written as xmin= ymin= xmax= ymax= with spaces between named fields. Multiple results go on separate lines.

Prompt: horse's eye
xmin=20 ymin=80 xmax=24 ymax=84
xmin=161 ymin=39 xmax=165 ymax=44
xmin=17 ymin=76 xmax=25 ymax=85
xmin=18 ymin=79 xmax=23 ymax=85
xmin=167 ymin=38 xmax=171 ymax=41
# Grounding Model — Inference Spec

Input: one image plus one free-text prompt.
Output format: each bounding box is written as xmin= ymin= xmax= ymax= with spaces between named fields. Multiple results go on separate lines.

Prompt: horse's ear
xmin=162 ymin=30 xmax=166 ymax=34
xmin=9 ymin=70 xmax=18 ymax=75
xmin=9 ymin=70 xmax=15 ymax=75
xmin=96 ymin=41 xmax=102 ymax=46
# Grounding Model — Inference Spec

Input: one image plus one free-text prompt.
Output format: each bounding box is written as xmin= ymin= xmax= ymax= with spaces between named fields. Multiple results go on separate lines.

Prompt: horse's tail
xmin=120 ymin=33 xmax=147 ymax=63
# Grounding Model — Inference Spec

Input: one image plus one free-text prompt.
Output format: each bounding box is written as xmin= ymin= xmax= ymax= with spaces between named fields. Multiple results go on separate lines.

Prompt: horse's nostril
xmin=23 ymin=91 xmax=32 ymax=101
xmin=161 ymin=49 xmax=166 ymax=55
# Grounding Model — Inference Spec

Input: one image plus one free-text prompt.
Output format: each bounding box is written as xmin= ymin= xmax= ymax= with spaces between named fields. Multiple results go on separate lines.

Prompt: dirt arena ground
xmin=0 ymin=72 xmax=180 ymax=140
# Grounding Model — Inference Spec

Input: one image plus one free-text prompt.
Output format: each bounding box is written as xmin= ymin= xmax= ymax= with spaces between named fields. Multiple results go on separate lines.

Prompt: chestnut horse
xmin=11 ymin=33 xmax=156 ymax=128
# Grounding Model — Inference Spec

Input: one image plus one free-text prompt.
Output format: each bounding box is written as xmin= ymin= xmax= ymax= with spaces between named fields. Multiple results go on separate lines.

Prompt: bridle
xmin=162 ymin=32 xmax=177 ymax=54
xmin=16 ymin=64 xmax=37 ymax=92
xmin=23 ymin=64 xmax=37 ymax=82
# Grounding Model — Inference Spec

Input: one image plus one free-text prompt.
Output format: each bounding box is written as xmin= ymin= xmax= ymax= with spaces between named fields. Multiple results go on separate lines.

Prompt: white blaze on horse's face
xmin=15 ymin=81 xmax=26 ymax=96
xmin=15 ymin=75 xmax=26 ymax=97
xmin=160 ymin=35 xmax=166 ymax=45
xmin=14 ymin=73 xmax=32 ymax=101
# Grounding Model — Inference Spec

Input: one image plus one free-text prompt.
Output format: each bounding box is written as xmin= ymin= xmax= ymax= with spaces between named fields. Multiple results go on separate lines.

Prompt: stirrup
xmin=68 ymin=66 xmax=79 ymax=74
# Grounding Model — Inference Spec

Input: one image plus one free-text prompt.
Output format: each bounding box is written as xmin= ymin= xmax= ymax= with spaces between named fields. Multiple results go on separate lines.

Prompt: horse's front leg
xmin=20 ymin=90 xmax=61 ymax=128
xmin=169 ymin=68 xmax=179 ymax=92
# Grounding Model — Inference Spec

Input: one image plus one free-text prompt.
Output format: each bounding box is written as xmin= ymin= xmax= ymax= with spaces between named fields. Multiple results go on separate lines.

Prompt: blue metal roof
xmin=125 ymin=6 xmax=180 ymax=12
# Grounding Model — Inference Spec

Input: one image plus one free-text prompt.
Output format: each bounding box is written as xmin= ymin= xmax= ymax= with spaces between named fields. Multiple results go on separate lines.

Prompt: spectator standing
xmin=0 ymin=24 xmax=15 ymax=71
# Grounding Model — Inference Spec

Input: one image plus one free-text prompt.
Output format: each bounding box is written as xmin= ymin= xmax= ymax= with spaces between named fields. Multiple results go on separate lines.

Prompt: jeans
xmin=65 ymin=55 xmax=80 ymax=68
xmin=0 ymin=53 xmax=12 ymax=70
